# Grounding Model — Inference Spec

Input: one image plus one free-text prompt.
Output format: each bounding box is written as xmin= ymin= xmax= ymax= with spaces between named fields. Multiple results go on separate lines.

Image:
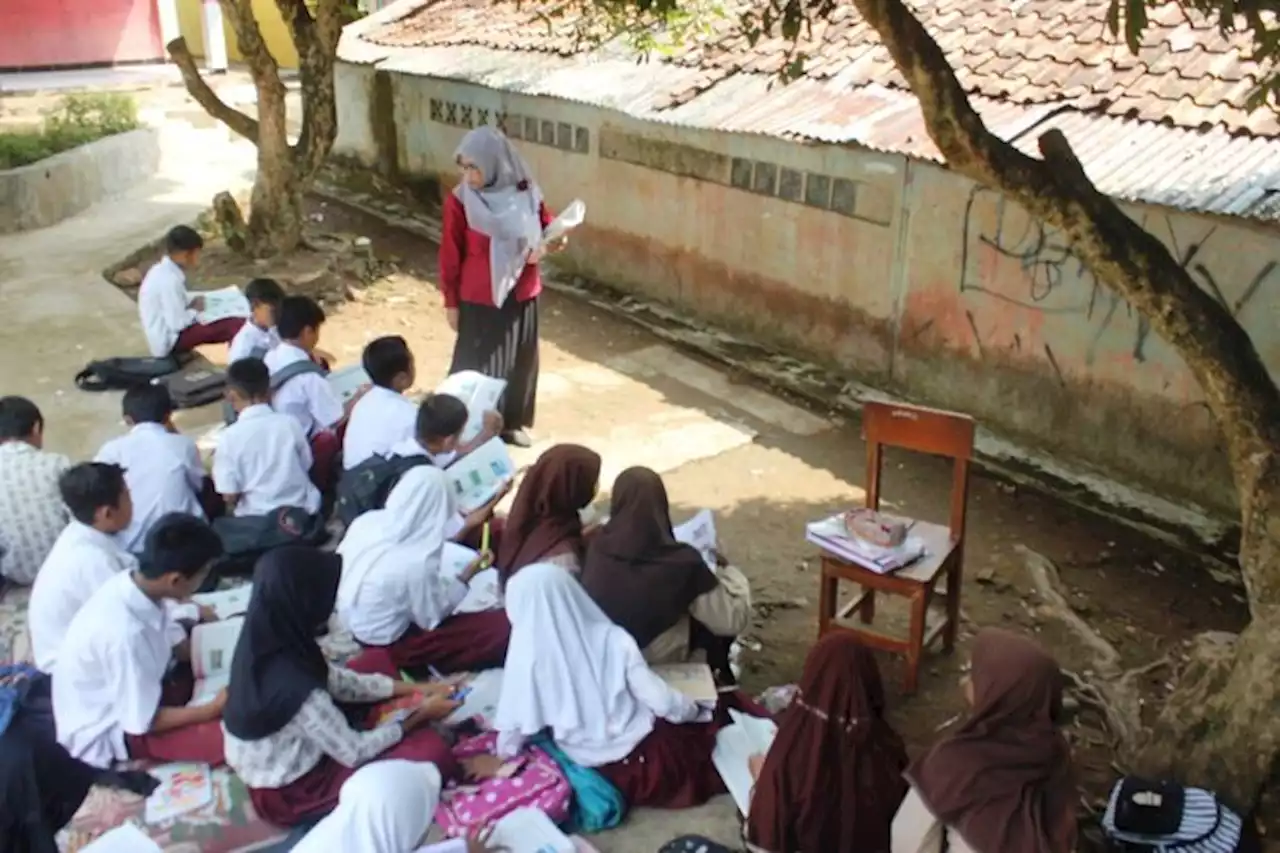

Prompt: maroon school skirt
xmin=348 ymin=610 xmax=512 ymax=677
xmin=597 ymin=718 xmax=726 ymax=809
xmin=248 ymin=726 xmax=457 ymax=827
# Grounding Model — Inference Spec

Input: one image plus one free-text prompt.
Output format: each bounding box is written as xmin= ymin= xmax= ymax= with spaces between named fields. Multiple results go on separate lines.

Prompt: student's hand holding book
xmin=465 ymin=824 xmax=510 ymax=853
xmin=399 ymin=695 xmax=461 ymax=731
xmin=188 ymin=295 xmax=206 ymax=312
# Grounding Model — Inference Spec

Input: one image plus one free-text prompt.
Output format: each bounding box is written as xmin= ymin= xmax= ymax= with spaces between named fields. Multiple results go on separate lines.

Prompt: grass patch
xmin=0 ymin=92 xmax=140 ymax=170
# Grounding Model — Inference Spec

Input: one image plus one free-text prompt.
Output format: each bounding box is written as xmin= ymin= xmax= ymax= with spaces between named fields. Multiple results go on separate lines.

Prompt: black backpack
xmin=74 ymin=356 xmax=181 ymax=392
xmin=155 ymin=365 xmax=227 ymax=409
xmin=335 ymin=453 xmax=432 ymax=527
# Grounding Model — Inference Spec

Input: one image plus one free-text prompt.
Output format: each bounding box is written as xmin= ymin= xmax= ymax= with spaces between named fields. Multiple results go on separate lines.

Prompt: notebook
xmin=805 ymin=513 xmax=926 ymax=574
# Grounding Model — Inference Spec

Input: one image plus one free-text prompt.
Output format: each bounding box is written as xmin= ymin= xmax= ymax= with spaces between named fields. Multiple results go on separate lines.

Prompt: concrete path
xmin=0 ymin=123 xmax=255 ymax=459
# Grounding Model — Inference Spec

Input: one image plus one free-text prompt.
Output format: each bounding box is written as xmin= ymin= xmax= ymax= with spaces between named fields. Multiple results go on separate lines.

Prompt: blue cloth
xmin=0 ymin=666 xmax=41 ymax=736
xmin=531 ymin=733 xmax=627 ymax=833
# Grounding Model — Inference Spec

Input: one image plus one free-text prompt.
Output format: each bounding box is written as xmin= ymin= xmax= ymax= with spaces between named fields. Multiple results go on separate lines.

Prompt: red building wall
xmin=0 ymin=0 xmax=164 ymax=69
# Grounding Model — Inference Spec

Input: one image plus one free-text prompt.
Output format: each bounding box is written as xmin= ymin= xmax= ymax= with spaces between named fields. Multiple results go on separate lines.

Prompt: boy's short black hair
xmin=122 ymin=384 xmax=175 ymax=425
xmin=59 ymin=462 xmax=128 ymax=525
xmin=362 ymin=336 xmax=413 ymax=389
xmin=245 ymin=277 xmax=286 ymax=308
xmin=276 ymin=295 xmax=326 ymax=340
xmin=165 ymin=225 xmax=204 ymax=254
xmin=0 ymin=396 xmax=42 ymax=440
xmin=227 ymin=358 xmax=270 ymax=399
xmin=141 ymin=513 xmax=224 ymax=579
xmin=416 ymin=393 xmax=470 ymax=441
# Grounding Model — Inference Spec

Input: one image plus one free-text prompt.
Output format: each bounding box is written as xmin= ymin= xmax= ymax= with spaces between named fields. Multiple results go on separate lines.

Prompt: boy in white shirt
xmin=95 ymin=385 xmax=210 ymax=555
xmin=138 ymin=226 xmax=245 ymax=358
xmin=0 ymin=396 xmax=71 ymax=586
xmin=53 ymin=513 xmax=227 ymax=768
xmin=214 ymin=358 xmax=321 ymax=520
xmin=343 ymin=335 xmax=419 ymax=470
xmin=265 ymin=295 xmax=365 ymax=493
xmin=389 ymin=393 xmax=502 ymax=469
xmin=28 ymin=463 xmax=136 ymax=672
xmin=227 ymin=277 xmax=285 ymax=365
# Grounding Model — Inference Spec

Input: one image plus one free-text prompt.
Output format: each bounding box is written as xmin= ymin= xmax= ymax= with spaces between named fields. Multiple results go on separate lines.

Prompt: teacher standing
xmin=440 ymin=125 xmax=562 ymax=448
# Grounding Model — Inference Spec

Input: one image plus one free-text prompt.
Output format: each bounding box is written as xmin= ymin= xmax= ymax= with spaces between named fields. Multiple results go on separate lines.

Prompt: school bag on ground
xmin=74 ymin=355 xmax=181 ymax=392
xmin=432 ymin=731 xmax=572 ymax=838
xmin=155 ymin=364 xmax=227 ymax=409
xmin=1101 ymin=777 xmax=1259 ymax=853
xmin=334 ymin=453 xmax=433 ymax=527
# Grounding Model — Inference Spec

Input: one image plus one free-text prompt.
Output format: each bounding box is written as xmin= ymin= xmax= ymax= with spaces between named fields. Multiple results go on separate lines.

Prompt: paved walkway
xmin=0 ymin=123 xmax=255 ymax=459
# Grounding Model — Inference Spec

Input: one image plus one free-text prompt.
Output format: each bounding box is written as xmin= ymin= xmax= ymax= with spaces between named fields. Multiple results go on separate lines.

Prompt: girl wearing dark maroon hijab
xmin=747 ymin=632 xmax=908 ymax=853
xmin=496 ymin=444 xmax=601 ymax=583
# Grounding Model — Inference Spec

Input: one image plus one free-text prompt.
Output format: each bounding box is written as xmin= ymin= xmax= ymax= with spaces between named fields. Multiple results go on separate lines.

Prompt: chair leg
xmin=818 ymin=568 xmax=837 ymax=637
xmin=858 ymin=586 xmax=876 ymax=625
xmin=942 ymin=553 xmax=963 ymax=652
xmin=904 ymin=591 xmax=928 ymax=694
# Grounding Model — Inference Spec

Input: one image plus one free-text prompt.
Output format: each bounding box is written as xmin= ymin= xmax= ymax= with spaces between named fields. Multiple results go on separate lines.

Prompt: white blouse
xmin=892 ymin=787 xmax=978 ymax=853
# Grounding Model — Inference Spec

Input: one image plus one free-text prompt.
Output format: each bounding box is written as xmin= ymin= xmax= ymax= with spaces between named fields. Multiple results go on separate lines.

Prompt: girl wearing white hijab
xmin=339 ymin=466 xmax=508 ymax=676
xmin=292 ymin=760 xmax=442 ymax=853
xmin=441 ymin=125 xmax=566 ymax=449
xmin=492 ymin=562 xmax=727 ymax=808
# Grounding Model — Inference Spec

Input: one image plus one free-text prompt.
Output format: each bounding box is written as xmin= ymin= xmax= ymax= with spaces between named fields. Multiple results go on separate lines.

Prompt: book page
xmin=445 ymin=437 xmax=515 ymax=513
xmin=440 ymin=542 xmax=501 ymax=613
xmin=444 ymin=668 xmax=504 ymax=727
xmin=191 ymin=585 xmax=252 ymax=620
xmin=673 ymin=509 xmax=718 ymax=572
xmin=327 ymin=364 xmax=371 ymax=406
xmin=82 ymin=822 xmax=163 ymax=853
xmin=436 ymin=370 xmax=507 ymax=444
xmin=190 ymin=617 xmax=244 ymax=681
xmin=713 ymin=710 xmax=779 ymax=816
xmin=651 ymin=662 xmax=718 ymax=704
xmin=196 ymin=286 xmax=250 ymax=324
xmin=541 ymin=199 xmax=586 ymax=245
xmin=143 ymin=762 xmax=215 ymax=824
xmin=487 ymin=806 xmax=576 ymax=853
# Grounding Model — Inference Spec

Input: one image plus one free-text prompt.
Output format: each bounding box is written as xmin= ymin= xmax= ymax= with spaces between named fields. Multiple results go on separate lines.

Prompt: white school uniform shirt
xmin=95 ymin=422 xmax=206 ymax=554
xmin=138 ymin=256 xmax=195 ymax=357
xmin=265 ymin=343 xmax=344 ymax=437
xmin=388 ymin=437 xmax=457 ymax=469
xmin=213 ymin=404 xmax=320 ymax=517
xmin=292 ymin=760 xmax=443 ymax=853
xmin=494 ymin=562 xmax=704 ymax=767
xmin=342 ymin=387 xmax=419 ymax=471
xmin=28 ymin=521 xmax=138 ymax=673
xmin=336 ymin=466 xmax=466 ymax=645
xmin=0 ymin=441 xmax=71 ymax=585
xmin=53 ymin=570 xmax=178 ymax=768
xmin=228 ymin=322 xmax=280 ymax=364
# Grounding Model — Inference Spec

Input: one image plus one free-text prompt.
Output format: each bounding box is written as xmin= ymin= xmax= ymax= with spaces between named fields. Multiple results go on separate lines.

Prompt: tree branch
xmin=165 ymin=37 xmax=259 ymax=143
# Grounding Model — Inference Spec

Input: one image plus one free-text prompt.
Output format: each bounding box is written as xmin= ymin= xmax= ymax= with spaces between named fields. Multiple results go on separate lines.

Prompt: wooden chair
xmin=816 ymin=401 xmax=975 ymax=694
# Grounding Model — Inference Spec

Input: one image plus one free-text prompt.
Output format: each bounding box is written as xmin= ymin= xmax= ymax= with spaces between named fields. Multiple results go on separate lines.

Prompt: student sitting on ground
xmin=227 ymin=277 xmax=286 ymax=364
xmin=891 ymin=629 xmax=1078 ymax=853
xmin=28 ymin=463 xmax=137 ymax=672
xmin=266 ymin=295 xmax=364 ymax=491
xmin=222 ymin=547 xmax=464 ymax=827
xmin=496 ymin=444 xmax=601 ymax=583
xmin=746 ymin=633 xmax=908 ymax=853
xmin=582 ymin=466 xmax=750 ymax=681
xmin=0 ymin=396 xmax=71 ymax=587
xmin=138 ymin=225 xmax=245 ymax=358
xmin=388 ymin=392 xmax=502 ymax=469
xmin=94 ymin=385 xmax=213 ymax=556
xmin=343 ymin=335 xmax=420 ymax=471
xmin=339 ymin=466 xmax=507 ymax=677
xmin=491 ymin=562 xmax=724 ymax=809
xmin=53 ymin=514 xmax=229 ymax=768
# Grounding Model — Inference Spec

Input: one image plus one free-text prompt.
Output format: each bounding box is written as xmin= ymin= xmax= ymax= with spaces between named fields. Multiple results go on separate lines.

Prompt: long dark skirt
xmin=449 ymin=295 xmax=539 ymax=430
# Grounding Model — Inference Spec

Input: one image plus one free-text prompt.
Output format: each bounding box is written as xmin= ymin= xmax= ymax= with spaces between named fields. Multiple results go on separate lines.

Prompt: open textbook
xmin=144 ymin=762 xmax=215 ymax=824
xmin=436 ymin=370 xmax=507 ymax=444
xmin=81 ymin=822 xmax=163 ymax=853
xmin=673 ymin=509 xmax=718 ymax=571
xmin=327 ymin=364 xmax=372 ymax=406
xmin=441 ymin=542 xmax=501 ymax=613
xmin=541 ymin=199 xmax=586 ymax=245
xmin=713 ymin=710 xmax=779 ymax=816
xmin=412 ymin=806 xmax=574 ymax=853
xmin=652 ymin=662 xmax=718 ymax=704
xmin=444 ymin=667 xmax=504 ymax=727
xmin=187 ymin=617 xmax=244 ymax=706
xmin=191 ymin=584 xmax=252 ymax=620
xmin=446 ymin=436 xmax=515 ymax=514
xmin=195 ymin=286 xmax=250 ymax=324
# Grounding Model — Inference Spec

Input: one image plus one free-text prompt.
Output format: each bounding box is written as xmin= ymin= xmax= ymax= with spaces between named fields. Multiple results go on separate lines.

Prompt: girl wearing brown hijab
xmin=581 ymin=467 xmax=751 ymax=670
xmin=496 ymin=444 xmax=601 ymax=582
xmin=746 ymin=632 xmax=908 ymax=853
xmin=892 ymin=628 xmax=1078 ymax=853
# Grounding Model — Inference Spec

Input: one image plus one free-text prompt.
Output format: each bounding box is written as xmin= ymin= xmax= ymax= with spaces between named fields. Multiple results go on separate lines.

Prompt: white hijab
xmin=292 ymin=760 xmax=442 ymax=853
xmin=337 ymin=465 xmax=455 ymax=617
xmin=495 ymin=561 xmax=656 ymax=767
xmin=453 ymin=126 xmax=544 ymax=307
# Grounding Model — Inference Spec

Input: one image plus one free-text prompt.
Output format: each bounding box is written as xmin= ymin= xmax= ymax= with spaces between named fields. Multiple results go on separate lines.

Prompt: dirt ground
xmin=110 ymin=194 xmax=1257 ymax=838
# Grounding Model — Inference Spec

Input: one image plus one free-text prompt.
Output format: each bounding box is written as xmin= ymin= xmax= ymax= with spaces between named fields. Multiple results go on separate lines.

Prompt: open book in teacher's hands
xmin=541 ymin=199 xmax=586 ymax=245
xmin=186 ymin=617 xmax=244 ymax=707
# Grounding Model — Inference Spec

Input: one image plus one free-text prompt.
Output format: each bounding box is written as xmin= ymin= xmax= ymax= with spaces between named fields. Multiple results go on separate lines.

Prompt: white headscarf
xmin=291 ymin=760 xmax=442 ymax=853
xmin=336 ymin=465 xmax=455 ymax=619
xmin=453 ymin=126 xmax=545 ymax=307
xmin=495 ymin=561 xmax=656 ymax=767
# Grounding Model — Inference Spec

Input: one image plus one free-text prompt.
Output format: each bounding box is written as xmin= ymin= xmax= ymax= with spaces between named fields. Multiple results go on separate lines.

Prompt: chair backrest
xmin=862 ymin=401 xmax=975 ymax=537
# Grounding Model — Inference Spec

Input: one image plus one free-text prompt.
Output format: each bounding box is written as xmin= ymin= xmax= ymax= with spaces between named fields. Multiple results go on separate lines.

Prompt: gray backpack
xmin=223 ymin=358 xmax=327 ymax=425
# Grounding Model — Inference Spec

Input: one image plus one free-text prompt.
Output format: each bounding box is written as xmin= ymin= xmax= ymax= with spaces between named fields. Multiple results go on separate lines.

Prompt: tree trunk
xmin=245 ymin=54 xmax=302 ymax=257
xmin=850 ymin=0 xmax=1280 ymax=812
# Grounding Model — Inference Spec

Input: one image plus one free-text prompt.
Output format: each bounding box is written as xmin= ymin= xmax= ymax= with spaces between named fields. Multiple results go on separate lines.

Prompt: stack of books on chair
xmin=805 ymin=513 xmax=926 ymax=574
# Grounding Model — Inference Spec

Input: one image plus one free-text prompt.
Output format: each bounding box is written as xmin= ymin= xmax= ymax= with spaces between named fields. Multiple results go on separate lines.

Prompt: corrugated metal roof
xmin=362 ymin=41 xmax=1280 ymax=222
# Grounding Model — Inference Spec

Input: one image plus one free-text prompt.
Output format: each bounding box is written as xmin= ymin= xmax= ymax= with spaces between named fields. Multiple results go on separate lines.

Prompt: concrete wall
xmin=334 ymin=61 xmax=1280 ymax=517
xmin=0 ymin=128 xmax=161 ymax=234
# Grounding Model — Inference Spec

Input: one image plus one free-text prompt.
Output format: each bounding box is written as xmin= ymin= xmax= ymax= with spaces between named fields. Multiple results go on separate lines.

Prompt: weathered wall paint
xmin=334 ymin=60 xmax=1280 ymax=516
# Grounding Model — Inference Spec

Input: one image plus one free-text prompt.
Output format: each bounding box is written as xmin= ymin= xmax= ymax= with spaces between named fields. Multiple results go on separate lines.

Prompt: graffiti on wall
xmin=957 ymin=186 xmax=1278 ymax=376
